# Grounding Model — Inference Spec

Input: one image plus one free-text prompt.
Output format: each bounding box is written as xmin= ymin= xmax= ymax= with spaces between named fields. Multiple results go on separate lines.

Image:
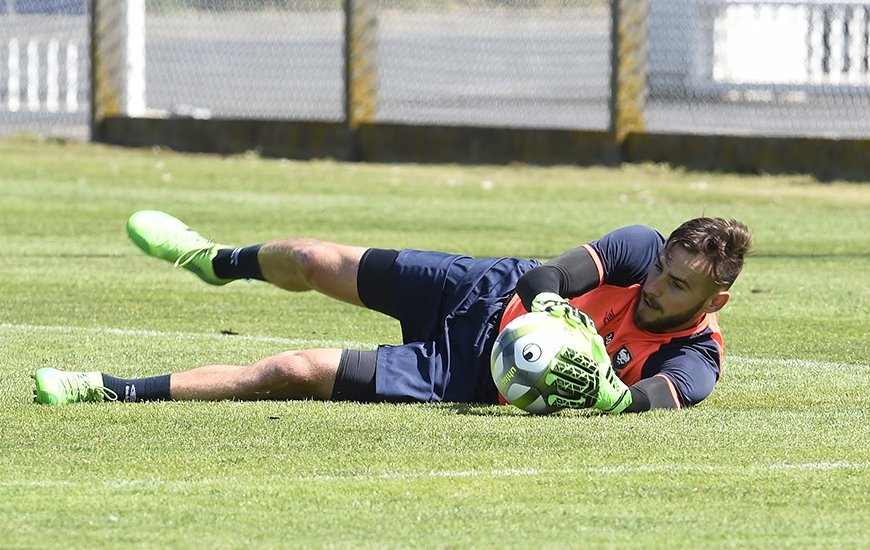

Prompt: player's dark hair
xmin=666 ymin=217 xmax=753 ymax=287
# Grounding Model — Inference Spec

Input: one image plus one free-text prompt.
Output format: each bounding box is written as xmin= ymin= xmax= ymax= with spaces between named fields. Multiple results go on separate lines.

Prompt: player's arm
xmin=624 ymin=377 xmax=680 ymax=412
xmin=515 ymin=246 xmax=600 ymax=309
xmin=626 ymin=346 xmax=721 ymax=411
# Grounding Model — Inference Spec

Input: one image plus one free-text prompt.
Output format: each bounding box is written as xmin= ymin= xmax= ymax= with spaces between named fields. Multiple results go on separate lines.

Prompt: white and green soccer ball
xmin=491 ymin=311 xmax=592 ymax=415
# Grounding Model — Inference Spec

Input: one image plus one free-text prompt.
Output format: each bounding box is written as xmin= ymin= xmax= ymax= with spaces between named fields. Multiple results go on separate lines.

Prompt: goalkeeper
xmin=33 ymin=211 xmax=752 ymax=413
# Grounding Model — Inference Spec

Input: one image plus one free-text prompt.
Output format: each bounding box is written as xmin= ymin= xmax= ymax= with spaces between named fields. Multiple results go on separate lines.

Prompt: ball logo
xmin=498 ymin=366 xmax=518 ymax=391
xmin=522 ymin=343 xmax=543 ymax=362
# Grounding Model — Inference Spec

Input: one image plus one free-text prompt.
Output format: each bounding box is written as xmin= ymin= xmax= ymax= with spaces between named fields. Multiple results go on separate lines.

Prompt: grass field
xmin=1 ymin=137 xmax=869 ymax=549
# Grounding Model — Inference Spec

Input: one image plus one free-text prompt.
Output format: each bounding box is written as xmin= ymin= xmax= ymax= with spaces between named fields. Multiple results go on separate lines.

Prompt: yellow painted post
xmin=610 ymin=0 xmax=648 ymax=143
xmin=91 ymin=0 xmax=146 ymax=139
xmin=345 ymin=0 xmax=379 ymax=130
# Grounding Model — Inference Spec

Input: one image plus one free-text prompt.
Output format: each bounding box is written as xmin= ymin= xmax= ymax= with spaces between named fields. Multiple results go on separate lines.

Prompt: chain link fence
xmin=143 ymin=2 xmax=344 ymax=121
xmin=648 ymin=0 xmax=870 ymax=138
xmin=136 ymin=0 xmax=611 ymax=130
xmin=0 ymin=0 xmax=89 ymax=140
xmin=374 ymin=1 xmax=611 ymax=129
xmin=2 ymin=0 xmax=869 ymax=141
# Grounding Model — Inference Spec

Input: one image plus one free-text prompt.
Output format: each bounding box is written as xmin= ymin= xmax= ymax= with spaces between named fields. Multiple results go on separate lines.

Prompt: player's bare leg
xmin=126 ymin=210 xmax=370 ymax=306
xmin=257 ymin=238 xmax=367 ymax=306
xmin=169 ymin=348 xmax=344 ymax=401
xmin=34 ymin=348 xmax=346 ymax=405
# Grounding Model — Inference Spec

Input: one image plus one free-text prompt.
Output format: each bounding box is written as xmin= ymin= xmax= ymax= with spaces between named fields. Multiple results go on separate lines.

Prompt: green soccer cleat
xmin=126 ymin=210 xmax=232 ymax=286
xmin=32 ymin=368 xmax=117 ymax=405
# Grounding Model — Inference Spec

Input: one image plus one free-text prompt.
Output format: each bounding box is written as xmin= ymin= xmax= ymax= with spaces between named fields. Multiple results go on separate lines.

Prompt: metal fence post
xmin=610 ymin=0 xmax=648 ymax=143
xmin=345 ymin=0 xmax=379 ymax=130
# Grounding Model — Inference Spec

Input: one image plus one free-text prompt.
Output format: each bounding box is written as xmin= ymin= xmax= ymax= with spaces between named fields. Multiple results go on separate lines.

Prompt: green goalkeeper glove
xmin=531 ymin=292 xmax=632 ymax=413
xmin=531 ymin=292 xmax=597 ymax=334
xmin=545 ymin=346 xmax=632 ymax=414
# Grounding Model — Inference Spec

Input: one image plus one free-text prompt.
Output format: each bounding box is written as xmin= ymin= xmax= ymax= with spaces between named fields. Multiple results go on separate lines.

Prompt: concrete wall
xmin=97 ymin=116 xmax=870 ymax=181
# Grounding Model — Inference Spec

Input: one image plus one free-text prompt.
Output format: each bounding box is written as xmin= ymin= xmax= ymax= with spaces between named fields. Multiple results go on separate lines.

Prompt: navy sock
xmin=213 ymin=244 xmax=265 ymax=281
xmin=101 ymin=374 xmax=172 ymax=402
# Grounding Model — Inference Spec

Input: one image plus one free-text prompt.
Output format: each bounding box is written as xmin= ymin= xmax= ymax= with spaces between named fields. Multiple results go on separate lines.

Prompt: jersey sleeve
xmin=641 ymin=339 xmax=722 ymax=407
xmin=588 ymin=225 xmax=665 ymax=287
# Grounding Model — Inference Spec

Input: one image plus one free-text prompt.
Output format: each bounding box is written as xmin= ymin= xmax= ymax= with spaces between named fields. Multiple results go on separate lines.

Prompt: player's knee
xmin=255 ymin=351 xmax=321 ymax=389
xmin=293 ymin=240 xmax=333 ymax=286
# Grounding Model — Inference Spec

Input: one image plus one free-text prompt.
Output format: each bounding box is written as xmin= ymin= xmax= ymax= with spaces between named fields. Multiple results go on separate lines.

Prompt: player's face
xmin=634 ymin=245 xmax=729 ymax=333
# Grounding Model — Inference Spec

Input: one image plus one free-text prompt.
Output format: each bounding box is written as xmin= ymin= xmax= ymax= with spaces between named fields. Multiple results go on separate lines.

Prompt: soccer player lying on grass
xmin=33 ymin=211 xmax=753 ymax=413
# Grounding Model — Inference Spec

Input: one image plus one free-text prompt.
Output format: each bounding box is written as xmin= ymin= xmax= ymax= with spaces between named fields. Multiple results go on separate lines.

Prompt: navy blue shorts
xmin=351 ymin=248 xmax=540 ymax=404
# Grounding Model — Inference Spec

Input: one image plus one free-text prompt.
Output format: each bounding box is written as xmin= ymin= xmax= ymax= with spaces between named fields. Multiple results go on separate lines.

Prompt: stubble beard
xmin=633 ymin=292 xmax=708 ymax=333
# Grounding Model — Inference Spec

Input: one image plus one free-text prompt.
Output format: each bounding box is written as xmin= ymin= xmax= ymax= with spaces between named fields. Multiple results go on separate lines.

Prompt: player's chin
xmin=632 ymin=302 xmax=660 ymax=331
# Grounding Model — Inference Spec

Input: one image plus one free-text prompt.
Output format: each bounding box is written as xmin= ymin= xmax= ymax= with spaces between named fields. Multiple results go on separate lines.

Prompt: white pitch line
xmin=308 ymin=461 xmax=870 ymax=481
xmin=328 ymin=461 xmax=870 ymax=481
xmin=1 ymin=461 xmax=867 ymax=489
xmin=728 ymin=355 xmax=870 ymax=371
xmin=0 ymin=322 xmax=374 ymax=350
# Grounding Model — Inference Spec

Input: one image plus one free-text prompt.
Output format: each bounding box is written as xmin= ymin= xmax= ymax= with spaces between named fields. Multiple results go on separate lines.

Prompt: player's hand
xmin=545 ymin=346 xmax=633 ymax=414
xmin=544 ymin=347 xmax=598 ymax=409
xmin=530 ymin=292 xmax=596 ymax=334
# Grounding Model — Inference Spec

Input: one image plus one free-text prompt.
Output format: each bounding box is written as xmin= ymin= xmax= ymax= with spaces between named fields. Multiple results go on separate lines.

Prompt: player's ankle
xmin=212 ymin=245 xmax=265 ymax=281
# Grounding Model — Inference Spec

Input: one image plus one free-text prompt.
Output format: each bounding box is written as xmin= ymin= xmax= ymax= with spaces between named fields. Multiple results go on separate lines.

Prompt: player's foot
xmin=32 ymin=368 xmax=117 ymax=405
xmin=126 ymin=210 xmax=232 ymax=285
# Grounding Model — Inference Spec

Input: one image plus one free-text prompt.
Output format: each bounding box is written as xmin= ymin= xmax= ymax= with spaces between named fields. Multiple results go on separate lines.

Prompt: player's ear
xmin=704 ymin=290 xmax=730 ymax=313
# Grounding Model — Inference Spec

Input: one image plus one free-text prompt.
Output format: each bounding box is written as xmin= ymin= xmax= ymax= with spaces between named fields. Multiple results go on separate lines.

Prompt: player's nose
xmin=644 ymin=274 xmax=664 ymax=297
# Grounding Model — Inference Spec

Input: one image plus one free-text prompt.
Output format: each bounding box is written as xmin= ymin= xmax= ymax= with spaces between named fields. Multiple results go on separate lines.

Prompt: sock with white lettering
xmin=213 ymin=244 xmax=264 ymax=281
xmin=101 ymin=374 xmax=172 ymax=402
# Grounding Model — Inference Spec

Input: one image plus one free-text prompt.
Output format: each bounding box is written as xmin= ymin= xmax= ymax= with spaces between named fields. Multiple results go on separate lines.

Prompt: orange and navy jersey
xmin=500 ymin=226 xmax=724 ymax=407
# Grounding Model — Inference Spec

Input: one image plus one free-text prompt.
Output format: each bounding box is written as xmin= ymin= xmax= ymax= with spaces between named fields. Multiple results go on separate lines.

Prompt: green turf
xmin=2 ymin=137 xmax=869 ymax=549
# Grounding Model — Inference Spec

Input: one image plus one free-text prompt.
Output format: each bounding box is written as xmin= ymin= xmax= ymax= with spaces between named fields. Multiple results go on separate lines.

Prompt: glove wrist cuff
xmin=598 ymin=386 xmax=633 ymax=414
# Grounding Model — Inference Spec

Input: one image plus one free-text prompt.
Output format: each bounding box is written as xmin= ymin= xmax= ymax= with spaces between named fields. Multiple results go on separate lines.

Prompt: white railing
xmin=711 ymin=1 xmax=870 ymax=85
xmin=650 ymin=0 xmax=870 ymax=96
xmin=2 ymin=0 xmax=144 ymax=119
xmin=807 ymin=2 xmax=870 ymax=83
xmin=4 ymin=37 xmax=81 ymax=112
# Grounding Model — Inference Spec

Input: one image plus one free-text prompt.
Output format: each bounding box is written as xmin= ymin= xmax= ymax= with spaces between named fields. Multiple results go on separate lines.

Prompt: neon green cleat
xmin=126 ymin=210 xmax=232 ymax=286
xmin=32 ymin=368 xmax=117 ymax=405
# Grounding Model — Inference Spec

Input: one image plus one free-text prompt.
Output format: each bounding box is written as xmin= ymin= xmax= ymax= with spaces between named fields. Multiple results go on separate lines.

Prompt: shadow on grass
xmin=443 ymin=402 xmax=589 ymax=418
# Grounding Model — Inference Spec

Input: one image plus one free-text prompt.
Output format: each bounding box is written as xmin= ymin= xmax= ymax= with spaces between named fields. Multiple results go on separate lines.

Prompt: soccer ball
xmin=491 ymin=311 xmax=584 ymax=415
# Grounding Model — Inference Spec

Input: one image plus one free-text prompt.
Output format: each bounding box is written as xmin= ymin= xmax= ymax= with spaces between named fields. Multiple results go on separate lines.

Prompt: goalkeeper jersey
xmin=499 ymin=226 xmax=724 ymax=408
